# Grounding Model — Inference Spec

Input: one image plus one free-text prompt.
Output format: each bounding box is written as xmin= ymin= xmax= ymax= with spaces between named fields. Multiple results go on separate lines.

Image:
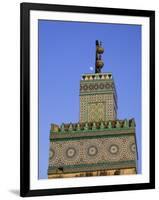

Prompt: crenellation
xmin=50 ymin=119 xmax=136 ymax=134
xmin=81 ymin=73 xmax=113 ymax=81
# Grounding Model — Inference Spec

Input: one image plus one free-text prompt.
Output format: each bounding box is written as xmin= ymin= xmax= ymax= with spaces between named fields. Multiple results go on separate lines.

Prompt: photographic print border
xmin=20 ymin=2 xmax=155 ymax=197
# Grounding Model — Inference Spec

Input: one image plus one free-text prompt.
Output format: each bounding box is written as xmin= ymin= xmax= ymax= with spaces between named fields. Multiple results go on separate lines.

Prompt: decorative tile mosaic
xmin=48 ymin=136 xmax=137 ymax=172
xmin=80 ymin=93 xmax=117 ymax=122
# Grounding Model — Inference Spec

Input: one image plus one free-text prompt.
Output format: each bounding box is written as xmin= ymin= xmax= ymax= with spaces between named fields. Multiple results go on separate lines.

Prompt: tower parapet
xmin=50 ymin=119 xmax=135 ymax=134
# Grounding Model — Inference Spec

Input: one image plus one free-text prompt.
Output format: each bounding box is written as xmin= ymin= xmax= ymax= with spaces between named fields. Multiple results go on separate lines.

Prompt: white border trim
xmin=30 ymin=10 xmax=150 ymax=190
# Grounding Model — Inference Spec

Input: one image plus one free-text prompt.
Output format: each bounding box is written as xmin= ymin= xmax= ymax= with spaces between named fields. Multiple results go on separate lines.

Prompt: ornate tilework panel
xmin=49 ymin=136 xmax=137 ymax=170
xmin=61 ymin=141 xmax=82 ymax=165
xmin=80 ymin=79 xmax=116 ymax=95
xmin=49 ymin=142 xmax=61 ymax=167
xmin=82 ymin=139 xmax=103 ymax=164
xmin=88 ymin=102 xmax=105 ymax=122
xmin=80 ymin=94 xmax=117 ymax=122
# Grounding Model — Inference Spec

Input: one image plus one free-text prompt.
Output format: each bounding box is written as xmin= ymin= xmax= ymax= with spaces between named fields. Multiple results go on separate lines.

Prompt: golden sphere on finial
xmin=96 ymin=46 xmax=104 ymax=54
xmin=96 ymin=60 xmax=104 ymax=68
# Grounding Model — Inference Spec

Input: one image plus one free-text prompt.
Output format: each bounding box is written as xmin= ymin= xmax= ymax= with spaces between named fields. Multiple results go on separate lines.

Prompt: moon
xmin=89 ymin=67 xmax=93 ymax=71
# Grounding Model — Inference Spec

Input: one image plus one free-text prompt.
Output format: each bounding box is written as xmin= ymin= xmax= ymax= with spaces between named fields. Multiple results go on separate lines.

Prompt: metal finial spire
xmin=95 ymin=40 xmax=104 ymax=73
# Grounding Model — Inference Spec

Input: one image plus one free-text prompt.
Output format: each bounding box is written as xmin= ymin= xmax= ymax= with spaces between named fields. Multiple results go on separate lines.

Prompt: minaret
xmin=80 ymin=40 xmax=117 ymax=123
xmin=48 ymin=40 xmax=137 ymax=178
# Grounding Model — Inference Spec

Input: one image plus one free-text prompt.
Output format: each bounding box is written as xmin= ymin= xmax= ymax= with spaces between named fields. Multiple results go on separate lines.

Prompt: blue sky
xmin=38 ymin=20 xmax=141 ymax=179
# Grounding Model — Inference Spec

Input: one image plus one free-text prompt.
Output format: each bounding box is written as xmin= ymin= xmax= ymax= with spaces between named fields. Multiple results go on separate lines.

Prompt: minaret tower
xmin=48 ymin=40 xmax=137 ymax=178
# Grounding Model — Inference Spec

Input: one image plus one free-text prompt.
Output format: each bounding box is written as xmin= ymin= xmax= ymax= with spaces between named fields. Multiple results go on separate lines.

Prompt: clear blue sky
xmin=38 ymin=20 xmax=141 ymax=179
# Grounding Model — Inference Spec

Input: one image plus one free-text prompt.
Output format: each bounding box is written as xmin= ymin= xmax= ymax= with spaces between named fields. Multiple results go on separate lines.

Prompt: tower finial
xmin=95 ymin=40 xmax=104 ymax=73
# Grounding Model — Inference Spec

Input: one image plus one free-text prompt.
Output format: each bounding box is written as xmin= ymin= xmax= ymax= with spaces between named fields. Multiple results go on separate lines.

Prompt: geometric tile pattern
xmin=48 ymin=135 xmax=137 ymax=172
xmin=80 ymin=93 xmax=116 ymax=122
xmin=88 ymin=102 xmax=105 ymax=122
xmin=80 ymin=82 xmax=115 ymax=93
